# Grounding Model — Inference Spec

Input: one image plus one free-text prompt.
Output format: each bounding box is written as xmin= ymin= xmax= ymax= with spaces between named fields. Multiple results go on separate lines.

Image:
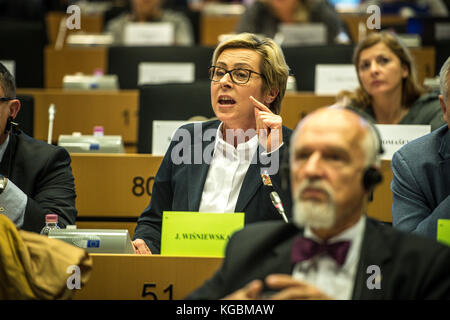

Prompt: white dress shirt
xmin=0 ymin=135 xmax=28 ymax=227
xmin=292 ymin=215 xmax=366 ymax=300
xmin=199 ymin=123 xmax=259 ymax=213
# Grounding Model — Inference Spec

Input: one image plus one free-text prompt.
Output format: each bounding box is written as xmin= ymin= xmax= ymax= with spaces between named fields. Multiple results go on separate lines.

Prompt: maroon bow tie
xmin=291 ymin=237 xmax=351 ymax=267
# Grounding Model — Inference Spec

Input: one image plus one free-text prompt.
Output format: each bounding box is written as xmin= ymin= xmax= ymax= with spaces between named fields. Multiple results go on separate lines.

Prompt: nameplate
xmin=437 ymin=219 xmax=450 ymax=246
xmin=375 ymin=124 xmax=430 ymax=160
xmin=277 ymin=23 xmax=326 ymax=46
xmin=124 ymin=22 xmax=174 ymax=46
xmin=160 ymin=211 xmax=245 ymax=257
xmin=138 ymin=62 xmax=195 ymax=85
xmin=152 ymin=120 xmax=189 ymax=155
xmin=314 ymin=64 xmax=358 ymax=95
xmin=0 ymin=60 xmax=15 ymax=77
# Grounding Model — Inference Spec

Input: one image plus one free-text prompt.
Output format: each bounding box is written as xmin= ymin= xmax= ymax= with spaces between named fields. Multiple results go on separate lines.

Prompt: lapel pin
xmin=261 ymin=171 xmax=272 ymax=186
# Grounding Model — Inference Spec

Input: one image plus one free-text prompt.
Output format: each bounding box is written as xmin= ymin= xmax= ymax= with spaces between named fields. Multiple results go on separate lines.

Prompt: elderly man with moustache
xmin=187 ymin=107 xmax=450 ymax=300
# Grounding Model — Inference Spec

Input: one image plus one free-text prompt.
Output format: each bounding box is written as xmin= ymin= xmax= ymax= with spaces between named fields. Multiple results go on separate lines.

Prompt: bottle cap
xmin=45 ymin=214 xmax=58 ymax=223
xmin=93 ymin=126 xmax=104 ymax=137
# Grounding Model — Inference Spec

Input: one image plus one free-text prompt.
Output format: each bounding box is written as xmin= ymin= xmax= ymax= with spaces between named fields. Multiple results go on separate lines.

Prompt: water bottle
xmin=40 ymin=214 xmax=60 ymax=236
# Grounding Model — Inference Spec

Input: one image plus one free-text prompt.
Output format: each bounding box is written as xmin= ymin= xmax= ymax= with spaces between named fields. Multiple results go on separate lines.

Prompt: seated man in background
xmin=0 ymin=62 xmax=77 ymax=232
xmin=391 ymin=57 xmax=450 ymax=239
xmin=235 ymin=0 xmax=348 ymax=44
xmin=106 ymin=0 xmax=194 ymax=45
xmin=187 ymin=107 xmax=450 ymax=300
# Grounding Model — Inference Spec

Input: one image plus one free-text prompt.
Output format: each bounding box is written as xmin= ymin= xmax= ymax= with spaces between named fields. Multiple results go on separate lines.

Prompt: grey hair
xmin=440 ymin=57 xmax=450 ymax=103
xmin=0 ymin=62 xmax=16 ymax=98
xmin=360 ymin=121 xmax=381 ymax=168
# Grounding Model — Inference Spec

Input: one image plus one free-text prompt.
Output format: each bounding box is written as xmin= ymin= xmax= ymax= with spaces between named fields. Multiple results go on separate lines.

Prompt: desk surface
xmin=70 ymin=151 xmax=392 ymax=225
xmin=71 ymin=153 xmax=163 ymax=218
xmin=74 ymin=254 xmax=223 ymax=300
xmin=16 ymin=88 xmax=139 ymax=146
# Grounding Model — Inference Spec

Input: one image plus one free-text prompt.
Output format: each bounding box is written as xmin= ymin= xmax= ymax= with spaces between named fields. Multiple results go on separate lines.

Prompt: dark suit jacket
xmin=133 ymin=120 xmax=293 ymax=253
xmin=187 ymin=218 xmax=450 ymax=299
xmin=391 ymin=124 xmax=450 ymax=238
xmin=0 ymin=131 xmax=77 ymax=232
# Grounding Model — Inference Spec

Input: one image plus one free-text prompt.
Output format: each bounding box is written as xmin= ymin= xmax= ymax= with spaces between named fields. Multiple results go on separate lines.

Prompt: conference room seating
xmin=71 ymin=153 xmax=163 ymax=237
xmin=283 ymin=45 xmax=355 ymax=92
xmin=74 ymin=254 xmax=222 ymax=299
xmin=45 ymin=11 xmax=104 ymax=46
xmin=44 ymin=46 xmax=108 ymax=88
xmin=436 ymin=42 xmax=450 ymax=72
xmin=199 ymin=13 xmax=240 ymax=46
xmin=16 ymin=88 xmax=139 ymax=151
xmin=281 ymin=92 xmax=336 ymax=129
xmin=107 ymin=46 xmax=215 ymax=89
xmin=138 ymin=82 xmax=214 ymax=153
xmin=283 ymin=45 xmax=435 ymax=92
xmin=0 ymin=20 xmax=45 ymax=88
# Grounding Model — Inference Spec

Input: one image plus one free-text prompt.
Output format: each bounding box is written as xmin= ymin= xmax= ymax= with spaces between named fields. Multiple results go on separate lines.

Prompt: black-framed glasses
xmin=208 ymin=66 xmax=264 ymax=85
xmin=0 ymin=97 xmax=15 ymax=102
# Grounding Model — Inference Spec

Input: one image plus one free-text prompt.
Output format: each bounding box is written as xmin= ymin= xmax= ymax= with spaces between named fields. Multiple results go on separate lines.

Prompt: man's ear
xmin=439 ymin=94 xmax=448 ymax=124
xmin=9 ymin=99 xmax=21 ymax=119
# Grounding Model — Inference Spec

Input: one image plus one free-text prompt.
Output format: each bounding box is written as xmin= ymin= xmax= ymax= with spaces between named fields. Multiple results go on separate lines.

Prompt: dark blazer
xmin=133 ymin=120 xmax=293 ymax=253
xmin=391 ymin=124 xmax=450 ymax=239
xmin=187 ymin=218 xmax=450 ymax=299
xmin=0 ymin=130 xmax=77 ymax=232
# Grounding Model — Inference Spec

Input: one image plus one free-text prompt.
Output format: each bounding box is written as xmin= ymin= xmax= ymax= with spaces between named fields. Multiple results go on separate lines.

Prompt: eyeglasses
xmin=0 ymin=97 xmax=14 ymax=102
xmin=208 ymin=66 xmax=264 ymax=85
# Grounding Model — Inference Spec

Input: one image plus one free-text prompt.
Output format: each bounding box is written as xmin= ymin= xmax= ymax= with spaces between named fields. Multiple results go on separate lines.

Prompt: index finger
xmin=250 ymin=95 xmax=272 ymax=113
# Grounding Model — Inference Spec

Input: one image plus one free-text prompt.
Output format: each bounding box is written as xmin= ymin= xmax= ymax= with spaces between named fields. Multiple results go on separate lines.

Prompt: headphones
xmin=281 ymin=115 xmax=384 ymax=195
xmin=4 ymin=116 xmax=18 ymax=134
xmin=362 ymin=122 xmax=384 ymax=192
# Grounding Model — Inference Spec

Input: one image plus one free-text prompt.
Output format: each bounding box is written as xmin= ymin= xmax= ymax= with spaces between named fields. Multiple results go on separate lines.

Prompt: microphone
xmin=270 ymin=191 xmax=288 ymax=223
xmin=48 ymin=104 xmax=56 ymax=144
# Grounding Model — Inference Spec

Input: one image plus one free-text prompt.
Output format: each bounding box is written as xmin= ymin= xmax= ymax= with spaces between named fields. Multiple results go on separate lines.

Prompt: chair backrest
xmin=0 ymin=20 xmax=45 ymax=88
xmin=16 ymin=94 xmax=34 ymax=137
xmin=282 ymin=45 xmax=354 ymax=91
xmin=138 ymin=81 xmax=214 ymax=153
xmin=107 ymin=46 xmax=214 ymax=89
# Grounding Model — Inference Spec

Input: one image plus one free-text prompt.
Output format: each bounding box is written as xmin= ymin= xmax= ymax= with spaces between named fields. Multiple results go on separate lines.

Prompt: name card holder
xmin=437 ymin=219 xmax=450 ymax=246
xmin=375 ymin=124 xmax=431 ymax=160
xmin=161 ymin=211 xmax=245 ymax=257
xmin=138 ymin=62 xmax=195 ymax=85
xmin=124 ymin=22 xmax=174 ymax=46
xmin=314 ymin=64 xmax=358 ymax=95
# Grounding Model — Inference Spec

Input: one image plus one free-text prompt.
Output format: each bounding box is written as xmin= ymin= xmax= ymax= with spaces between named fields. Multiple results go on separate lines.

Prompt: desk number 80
xmin=132 ymin=176 xmax=155 ymax=197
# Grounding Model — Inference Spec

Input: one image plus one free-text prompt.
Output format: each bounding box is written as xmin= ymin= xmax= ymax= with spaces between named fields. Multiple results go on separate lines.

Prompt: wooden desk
xmin=16 ymin=89 xmax=138 ymax=148
xmin=73 ymin=254 xmax=223 ymax=299
xmin=46 ymin=11 xmax=104 ymax=45
xmin=340 ymin=14 xmax=408 ymax=43
xmin=71 ymin=154 xmax=163 ymax=235
xmin=280 ymin=92 xmax=336 ymax=130
xmin=410 ymin=47 xmax=436 ymax=85
xmin=200 ymin=14 xmax=240 ymax=46
xmin=45 ymin=46 xmax=107 ymax=88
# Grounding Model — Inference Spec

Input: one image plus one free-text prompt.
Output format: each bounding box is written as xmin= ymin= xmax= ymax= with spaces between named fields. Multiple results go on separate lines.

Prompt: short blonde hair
xmin=211 ymin=33 xmax=290 ymax=114
xmin=352 ymin=31 xmax=424 ymax=110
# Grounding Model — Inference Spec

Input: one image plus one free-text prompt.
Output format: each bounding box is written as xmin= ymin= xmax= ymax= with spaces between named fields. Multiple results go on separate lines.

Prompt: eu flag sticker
xmin=87 ymin=239 xmax=100 ymax=248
